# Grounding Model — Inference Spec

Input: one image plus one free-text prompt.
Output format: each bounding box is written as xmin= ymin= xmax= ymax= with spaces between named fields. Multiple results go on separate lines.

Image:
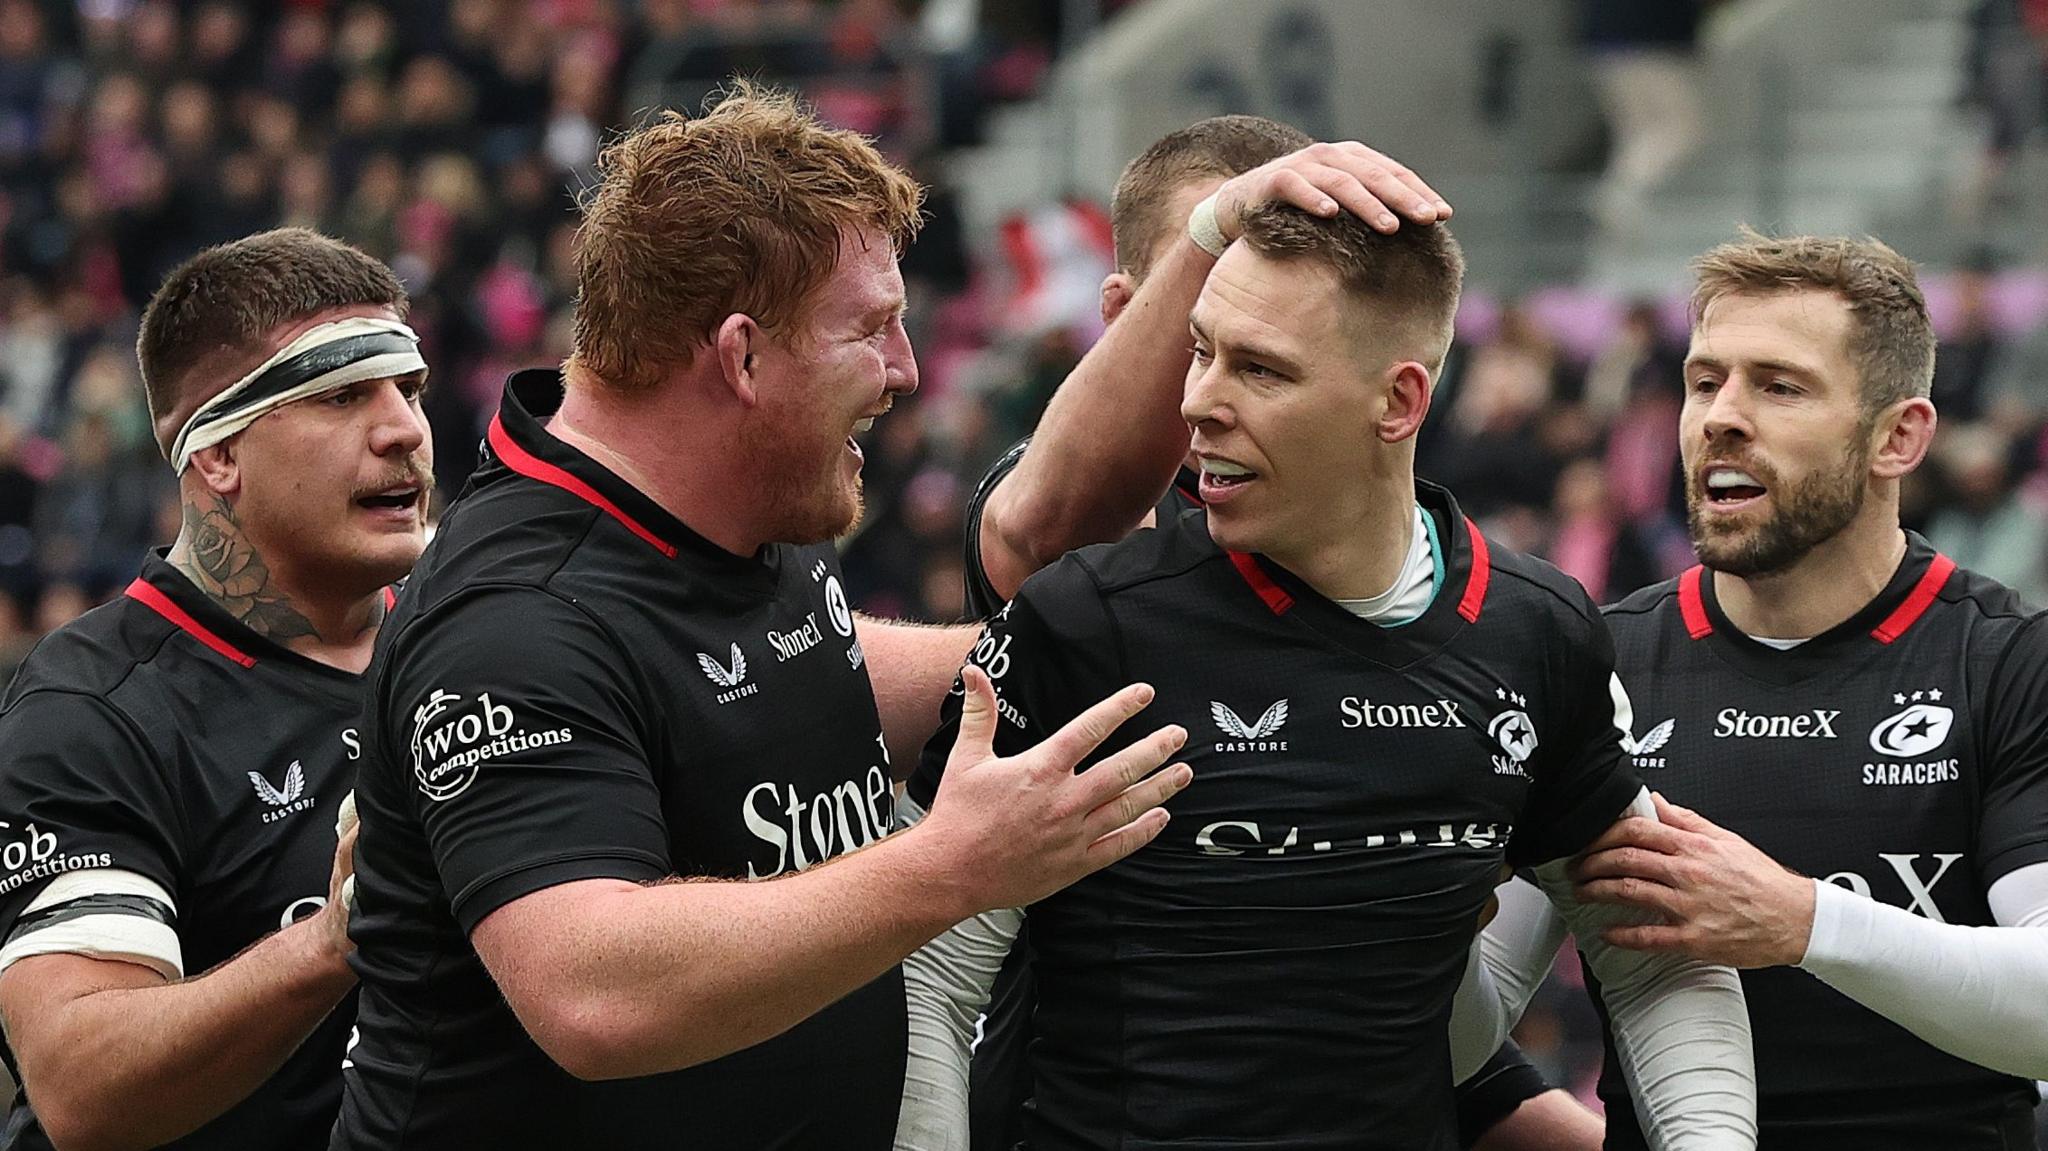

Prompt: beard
xmin=737 ymin=415 xmax=865 ymax=547
xmin=1687 ymin=437 xmax=1869 ymax=577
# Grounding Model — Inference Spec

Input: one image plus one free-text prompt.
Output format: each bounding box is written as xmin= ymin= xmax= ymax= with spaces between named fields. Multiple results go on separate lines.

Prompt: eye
xmin=1243 ymin=362 xmax=1273 ymax=379
xmin=1689 ymin=375 xmax=1719 ymax=395
xmin=1764 ymin=378 xmax=1800 ymax=397
xmin=1190 ymin=343 xmax=1213 ymax=365
xmin=323 ymin=386 xmax=361 ymax=407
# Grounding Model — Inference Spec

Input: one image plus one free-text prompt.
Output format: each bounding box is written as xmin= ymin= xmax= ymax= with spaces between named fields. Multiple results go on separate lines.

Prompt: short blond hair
xmin=1691 ymin=227 xmax=1935 ymax=415
xmin=570 ymin=82 xmax=924 ymax=391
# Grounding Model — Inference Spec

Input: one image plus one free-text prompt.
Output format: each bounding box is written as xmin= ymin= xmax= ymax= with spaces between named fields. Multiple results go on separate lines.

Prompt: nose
xmin=1181 ymin=355 xmax=1233 ymax=433
xmin=1697 ymin=377 xmax=1754 ymax=444
xmin=883 ymin=316 xmax=919 ymax=397
xmin=367 ymin=378 xmax=430 ymax=460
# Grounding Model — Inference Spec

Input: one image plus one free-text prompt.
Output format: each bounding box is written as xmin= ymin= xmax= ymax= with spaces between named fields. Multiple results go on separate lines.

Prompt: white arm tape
xmin=1798 ymin=858 xmax=2048 ymax=1080
xmin=1535 ymin=788 xmax=1757 ymax=1150
xmin=891 ymin=795 xmax=1024 ymax=1151
xmin=0 ymin=868 xmax=182 ymax=980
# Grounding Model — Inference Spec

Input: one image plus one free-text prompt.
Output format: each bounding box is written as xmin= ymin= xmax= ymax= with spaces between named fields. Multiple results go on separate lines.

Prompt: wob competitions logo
xmin=0 ymin=821 xmax=111 ymax=897
xmin=411 ymin=688 xmax=574 ymax=802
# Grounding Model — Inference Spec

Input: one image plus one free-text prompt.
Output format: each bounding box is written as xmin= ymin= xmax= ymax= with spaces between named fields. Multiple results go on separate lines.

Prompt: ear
xmin=713 ymin=313 xmax=765 ymax=408
xmin=1376 ymin=361 xmax=1433 ymax=444
xmin=1870 ymin=396 xmax=1936 ymax=480
xmin=185 ymin=440 xmax=242 ymax=500
xmin=1099 ymin=272 xmax=1137 ymax=328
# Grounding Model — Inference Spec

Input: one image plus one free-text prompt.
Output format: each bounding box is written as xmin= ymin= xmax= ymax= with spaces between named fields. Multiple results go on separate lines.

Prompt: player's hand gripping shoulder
xmin=1570 ymin=792 xmax=1816 ymax=967
xmin=909 ymin=665 xmax=1192 ymax=917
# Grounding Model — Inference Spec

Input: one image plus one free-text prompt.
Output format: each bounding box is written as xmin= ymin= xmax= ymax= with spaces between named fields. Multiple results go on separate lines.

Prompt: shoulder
xmin=1057 ymin=507 xmax=1222 ymax=598
xmin=3 ymin=598 xmax=170 ymax=705
xmin=381 ymin=582 xmax=627 ymax=689
xmin=1478 ymin=538 xmax=1604 ymax=637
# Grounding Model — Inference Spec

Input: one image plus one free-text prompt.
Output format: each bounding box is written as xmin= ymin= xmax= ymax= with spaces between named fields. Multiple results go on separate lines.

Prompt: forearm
xmin=1471 ymin=1090 xmax=1605 ymax=1151
xmin=17 ymin=920 xmax=353 ymax=1151
xmin=1537 ymin=859 xmax=1755 ymax=1151
xmin=1451 ymin=877 xmax=1567 ymax=1081
xmin=1798 ymin=879 xmax=2048 ymax=1078
xmin=501 ymin=828 xmax=973 ymax=1080
xmin=894 ymin=794 xmax=1018 ymax=1151
xmin=854 ymin=615 xmax=977 ymax=773
xmin=981 ymin=239 xmax=1214 ymax=592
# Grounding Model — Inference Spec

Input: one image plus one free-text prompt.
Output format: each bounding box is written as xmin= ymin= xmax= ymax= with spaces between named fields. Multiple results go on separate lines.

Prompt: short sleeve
xmin=1507 ymin=595 xmax=1645 ymax=867
xmin=908 ymin=554 xmax=1125 ymax=812
xmin=961 ymin=437 xmax=1031 ymax=621
xmin=382 ymin=588 xmax=671 ymax=932
xmin=1977 ymin=614 xmax=2048 ymax=885
xmin=1454 ymin=1040 xmax=1550 ymax=1145
xmin=0 ymin=691 xmax=184 ymax=975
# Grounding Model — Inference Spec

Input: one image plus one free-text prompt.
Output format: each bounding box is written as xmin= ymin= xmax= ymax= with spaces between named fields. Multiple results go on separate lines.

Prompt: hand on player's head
xmin=1214 ymin=141 xmax=1451 ymax=243
xmin=922 ymin=665 xmax=1192 ymax=914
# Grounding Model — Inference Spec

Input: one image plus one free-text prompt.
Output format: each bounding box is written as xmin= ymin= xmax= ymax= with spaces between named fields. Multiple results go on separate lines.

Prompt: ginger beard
xmin=1685 ymin=424 xmax=1871 ymax=578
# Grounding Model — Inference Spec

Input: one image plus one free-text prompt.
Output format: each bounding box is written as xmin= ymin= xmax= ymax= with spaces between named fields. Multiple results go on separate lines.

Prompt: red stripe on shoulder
xmin=1456 ymin=516 xmax=1490 ymax=623
xmin=1227 ymin=552 xmax=1294 ymax=615
xmin=126 ymin=578 xmax=256 ymax=669
xmin=1678 ymin=566 xmax=1712 ymax=638
xmin=487 ymin=414 xmax=678 ymax=558
xmin=1871 ymin=553 xmax=1956 ymax=645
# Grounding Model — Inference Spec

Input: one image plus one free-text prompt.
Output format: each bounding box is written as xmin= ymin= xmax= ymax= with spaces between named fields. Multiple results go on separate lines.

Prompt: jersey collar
xmin=488 ymin=370 xmax=776 ymax=579
xmin=125 ymin=552 xmax=368 ymax=682
xmin=1680 ymin=531 xmax=1955 ymax=683
xmin=1221 ymin=478 xmax=1488 ymax=668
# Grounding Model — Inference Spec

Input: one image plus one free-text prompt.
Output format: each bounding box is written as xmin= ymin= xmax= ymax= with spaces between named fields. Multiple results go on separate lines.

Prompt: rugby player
xmin=332 ymin=87 xmax=1217 ymax=1151
xmin=1560 ymin=232 xmax=2048 ymax=1148
xmin=957 ymin=116 xmax=1600 ymax=1151
xmin=895 ymin=204 xmax=1757 ymax=1150
xmin=0 ymin=228 xmax=432 ymax=1150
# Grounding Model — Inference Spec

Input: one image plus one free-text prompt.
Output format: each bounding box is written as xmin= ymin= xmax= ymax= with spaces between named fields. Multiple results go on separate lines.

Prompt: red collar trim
xmin=382 ymin=585 xmax=398 ymax=612
xmin=126 ymin=578 xmax=256 ymax=669
xmin=1678 ymin=566 xmax=1713 ymax=639
xmin=488 ymin=414 xmax=678 ymax=558
xmin=1227 ymin=551 xmax=1295 ymax=615
xmin=1455 ymin=516 xmax=1490 ymax=624
xmin=1871 ymin=553 xmax=1955 ymax=644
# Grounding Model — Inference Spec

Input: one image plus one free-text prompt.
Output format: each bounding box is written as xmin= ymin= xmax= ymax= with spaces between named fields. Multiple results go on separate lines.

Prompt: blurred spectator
xmin=1926 ymin=423 xmax=2048 ymax=607
xmin=1548 ymin=458 xmax=1660 ymax=603
xmin=1934 ymin=254 xmax=2007 ymax=422
xmin=1582 ymin=0 xmax=1708 ymax=233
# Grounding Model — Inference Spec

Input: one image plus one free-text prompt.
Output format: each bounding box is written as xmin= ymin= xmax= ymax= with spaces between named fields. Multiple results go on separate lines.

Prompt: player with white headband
xmin=0 ymin=227 xmax=432 ymax=1151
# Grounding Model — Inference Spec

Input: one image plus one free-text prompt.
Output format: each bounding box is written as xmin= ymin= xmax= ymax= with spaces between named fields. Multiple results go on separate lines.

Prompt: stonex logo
xmin=1197 ymin=819 xmax=1511 ymax=857
xmin=1338 ymin=697 xmax=1467 ymax=730
xmin=766 ymin=613 xmax=826 ymax=663
xmin=411 ymin=689 xmax=574 ymax=803
xmin=741 ymin=764 xmax=892 ymax=878
xmin=1714 ymin=708 xmax=1841 ymax=739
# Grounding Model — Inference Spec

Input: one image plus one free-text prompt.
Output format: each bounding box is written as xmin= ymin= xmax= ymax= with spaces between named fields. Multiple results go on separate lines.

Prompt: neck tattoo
xmin=174 ymin=491 xmax=324 ymax=642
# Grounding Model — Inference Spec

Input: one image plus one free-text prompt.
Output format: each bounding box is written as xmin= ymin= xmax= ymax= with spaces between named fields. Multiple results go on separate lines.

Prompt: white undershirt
xmin=1334 ymin=505 xmax=1435 ymax=625
xmin=1748 ymin=635 xmax=1809 ymax=650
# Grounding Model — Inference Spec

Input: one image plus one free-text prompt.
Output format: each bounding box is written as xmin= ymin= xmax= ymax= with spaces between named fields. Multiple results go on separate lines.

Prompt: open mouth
xmin=1702 ymin=465 xmax=1767 ymax=509
xmin=1197 ymin=456 xmax=1258 ymax=502
xmin=356 ymin=486 xmax=422 ymax=514
xmin=847 ymin=412 xmax=884 ymax=463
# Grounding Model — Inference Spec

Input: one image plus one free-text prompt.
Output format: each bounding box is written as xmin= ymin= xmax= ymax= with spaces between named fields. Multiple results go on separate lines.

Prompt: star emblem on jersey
xmin=698 ymin=643 xmax=759 ymax=704
xmin=1486 ymin=688 xmax=1538 ymax=776
xmin=1211 ymin=699 xmax=1289 ymax=753
xmin=1868 ymin=688 xmax=1955 ymax=760
xmin=249 ymin=761 xmax=315 ymax=823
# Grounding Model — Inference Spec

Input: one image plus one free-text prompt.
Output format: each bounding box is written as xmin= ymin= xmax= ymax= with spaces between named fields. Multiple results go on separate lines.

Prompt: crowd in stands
xmin=0 ymin=0 xmax=2046 ymax=1110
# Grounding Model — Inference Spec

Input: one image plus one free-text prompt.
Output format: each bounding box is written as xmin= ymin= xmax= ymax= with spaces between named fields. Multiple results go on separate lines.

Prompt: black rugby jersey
xmin=0 ymin=554 xmax=371 ymax=1151
xmin=335 ymin=370 xmax=904 ymax=1151
xmin=1597 ymin=535 xmax=2048 ymax=1150
xmin=912 ymin=481 xmax=1643 ymax=1151
xmin=959 ymin=452 xmax=1554 ymax=1150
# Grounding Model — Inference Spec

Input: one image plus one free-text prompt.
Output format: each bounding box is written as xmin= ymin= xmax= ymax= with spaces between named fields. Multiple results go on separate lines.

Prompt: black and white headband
xmin=169 ymin=316 xmax=427 ymax=473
